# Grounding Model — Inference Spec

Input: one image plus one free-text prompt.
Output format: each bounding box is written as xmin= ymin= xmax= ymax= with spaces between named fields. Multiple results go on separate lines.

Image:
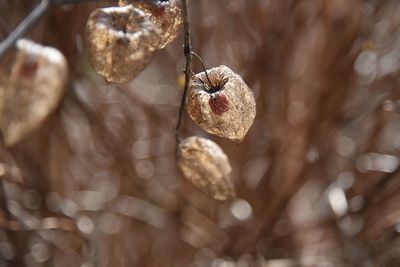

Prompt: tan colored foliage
xmin=0 ymin=0 xmax=399 ymax=266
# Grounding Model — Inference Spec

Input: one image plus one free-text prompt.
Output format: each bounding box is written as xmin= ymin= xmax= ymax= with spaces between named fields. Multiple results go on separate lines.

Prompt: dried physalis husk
xmin=130 ymin=0 xmax=183 ymax=49
xmin=0 ymin=39 xmax=68 ymax=147
xmin=86 ymin=5 xmax=161 ymax=83
xmin=187 ymin=65 xmax=256 ymax=142
xmin=178 ymin=136 xmax=235 ymax=201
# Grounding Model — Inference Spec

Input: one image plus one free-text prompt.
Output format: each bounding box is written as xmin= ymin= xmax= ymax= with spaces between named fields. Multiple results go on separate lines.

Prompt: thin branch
xmin=190 ymin=51 xmax=214 ymax=88
xmin=175 ymin=0 xmax=192 ymax=158
xmin=0 ymin=0 xmax=51 ymax=60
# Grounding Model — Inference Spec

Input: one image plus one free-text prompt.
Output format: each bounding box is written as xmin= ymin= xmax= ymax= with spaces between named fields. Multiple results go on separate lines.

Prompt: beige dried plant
xmin=187 ymin=65 xmax=256 ymax=142
xmin=132 ymin=0 xmax=183 ymax=49
xmin=86 ymin=5 xmax=161 ymax=83
xmin=178 ymin=136 xmax=236 ymax=201
xmin=0 ymin=39 xmax=68 ymax=147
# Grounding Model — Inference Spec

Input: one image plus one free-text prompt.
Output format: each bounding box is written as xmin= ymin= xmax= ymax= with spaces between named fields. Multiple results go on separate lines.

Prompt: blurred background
xmin=0 ymin=0 xmax=400 ymax=266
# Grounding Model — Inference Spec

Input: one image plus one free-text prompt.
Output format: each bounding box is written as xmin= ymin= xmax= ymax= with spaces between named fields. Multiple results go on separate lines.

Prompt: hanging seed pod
xmin=86 ymin=5 xmax=161 ymax=83
xmin=130 ymin=0 xmax=183 ymax=49
xmin=187 ymin=65 xmax=256 ymax=142
xmin=0 ymin=39 xmax=68 ymax=147
xmin=178 ymin=136 xmax=235 ymax=201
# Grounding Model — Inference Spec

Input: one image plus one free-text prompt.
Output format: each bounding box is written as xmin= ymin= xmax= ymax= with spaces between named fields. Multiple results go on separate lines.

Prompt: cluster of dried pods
xmin=180 ymin=66 xmax=256 ymax=201
xmin=0 ymin=0 xmax=256 ymax=202
xmin=86 ymin=0 xmax=256 ymax=201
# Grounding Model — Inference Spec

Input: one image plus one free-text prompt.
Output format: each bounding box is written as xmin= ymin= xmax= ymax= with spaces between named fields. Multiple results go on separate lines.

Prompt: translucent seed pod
xmin=0 ymin=39 xmax=68 ymax=147
xmin=187 ymin=65 xmax=256 ymax=142
xmin=178 ymin=136 xmax=236 ymax=201
xmin=86 ymin=5 xmax=161 ymax=83
xmin=131 ymin=0 xmax=183 ymax=49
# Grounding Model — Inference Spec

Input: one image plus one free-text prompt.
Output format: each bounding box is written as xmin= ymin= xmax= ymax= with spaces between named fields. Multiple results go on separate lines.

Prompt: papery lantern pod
xmin=178 ymin=136 xmax=235 ymax=201
xmin=130 ymin=0 xmax=183 ymax=49
xmin=187 ymin=65 xmax=256 ymax=142
xmin=0 ymin=39 xmax=68 ymax=147
xmin=85 ymin=5 xmax=161 ymax=83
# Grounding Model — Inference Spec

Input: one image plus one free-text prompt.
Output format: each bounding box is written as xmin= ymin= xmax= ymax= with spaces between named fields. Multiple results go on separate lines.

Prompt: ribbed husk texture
xmin=178 ymin=136 xmax=235 ymax=201
xmin=187 ymin=65 xmax=256 ymax=142
xmin=86 ymin=5 xmax=161 ymax=83
xmin=0 ymin=39 xmax=68 ymax=147
xmin=131 ymin=0 xmax=183 ymax=49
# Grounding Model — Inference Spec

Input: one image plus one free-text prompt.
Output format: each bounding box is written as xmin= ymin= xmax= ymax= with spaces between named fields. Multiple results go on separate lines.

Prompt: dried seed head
xmin=86 ymin=5 xmax=161 ymax=83
xmin=0 ymin=39 xmax=68 ymax=147
xmin=178 ymin=136 xmax=235 ymax=201
xmin=132 ymin=0 xmax=183 ymax=49
xmin=187 ymin=65 xmax=256 ymax=142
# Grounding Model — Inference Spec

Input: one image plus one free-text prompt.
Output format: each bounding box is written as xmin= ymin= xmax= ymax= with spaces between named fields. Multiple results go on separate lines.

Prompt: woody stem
xmin=175 ymin=0 xmax=192 ymax=158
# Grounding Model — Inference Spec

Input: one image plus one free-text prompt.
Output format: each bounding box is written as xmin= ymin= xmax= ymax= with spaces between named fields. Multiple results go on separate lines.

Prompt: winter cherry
xmin=178 ymin=136 xmax=235 ymax=201
xmin=131 ymin=0 xmax=183 ymax=49
xmin=0 ymin=39 xmax=68 ymax=147
xmin=187 ymin=65 xmax=256 ymax=143
xmin=86 ymin=5 xmax=161 ymax=83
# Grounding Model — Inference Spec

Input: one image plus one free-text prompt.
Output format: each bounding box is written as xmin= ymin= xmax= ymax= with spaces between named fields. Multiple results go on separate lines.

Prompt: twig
xmin=0 ymin=0 xmax=51 ymax=60
xmin=190 ymin=51 xmax=214 ymax=88
xmin=175 ymin=0 xmax=192 ymax=158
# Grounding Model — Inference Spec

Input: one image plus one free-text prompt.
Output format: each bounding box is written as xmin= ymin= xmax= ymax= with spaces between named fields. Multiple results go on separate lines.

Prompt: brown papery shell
xmin=0 ymin=39 xmax=68 ymax=147
xmin=86 ymin=5 xmax=161 ymax=83
xmin=178 ymin=136 xmax=235 ymax=201
xmin=132 ymin=0 xmax=183 ymax=49
xmin=187 ymin=65 xmax=256 ymax=142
